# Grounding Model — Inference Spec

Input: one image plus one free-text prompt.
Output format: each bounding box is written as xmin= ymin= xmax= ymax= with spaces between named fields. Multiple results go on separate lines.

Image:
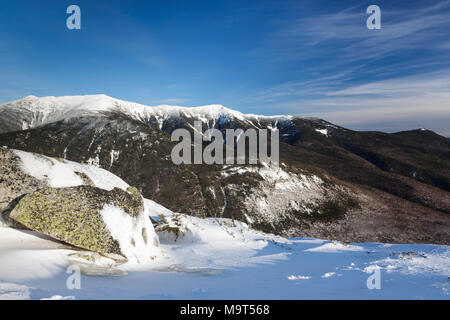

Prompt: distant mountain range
xmin=1 ymin=95 xmax=449 ymax=244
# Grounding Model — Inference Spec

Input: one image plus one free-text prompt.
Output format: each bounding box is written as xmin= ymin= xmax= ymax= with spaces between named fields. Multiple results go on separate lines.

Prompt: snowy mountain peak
xmin=0 ymin=94 xmax=291 ymax=133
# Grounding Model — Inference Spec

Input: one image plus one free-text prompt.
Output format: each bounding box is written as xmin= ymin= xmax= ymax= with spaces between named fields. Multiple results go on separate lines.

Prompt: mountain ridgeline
xmin=0 ymin=95 xmax=449 ymax=243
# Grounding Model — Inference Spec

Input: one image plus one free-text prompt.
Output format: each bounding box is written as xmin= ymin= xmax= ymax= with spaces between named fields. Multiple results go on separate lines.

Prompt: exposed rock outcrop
xmin=0 ymin=147 xmax=161 ymax=262
xmin=8 ymin=185 xmax=148 ymax=260
xmin=0 ymin=147 xmax=44 ymax=227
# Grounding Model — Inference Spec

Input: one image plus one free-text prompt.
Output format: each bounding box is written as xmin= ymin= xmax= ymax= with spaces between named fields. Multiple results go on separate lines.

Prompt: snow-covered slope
xmin=0 ymin=95 xmax=114 ymax=132
xmin=2 ymin=148 xmax=161 ymax=263
xmin=1 ymin=221 xmax=449 ymax=299
xmin=0 ymin=150 xmax=449 ymax=300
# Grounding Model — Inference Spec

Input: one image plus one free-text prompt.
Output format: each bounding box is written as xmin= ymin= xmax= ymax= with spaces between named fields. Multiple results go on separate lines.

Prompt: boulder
xmin=0 ymin=147 xmax=44 ymax=227
xmin=9 ymin=185 xmax=147 ymax=259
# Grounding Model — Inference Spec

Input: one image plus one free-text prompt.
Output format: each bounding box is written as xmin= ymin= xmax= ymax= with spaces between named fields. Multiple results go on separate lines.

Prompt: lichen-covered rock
xmin=9 ymin=185 xmax=146 ymax=258
xmin=74 ymin=171 xmax=95 ymax=187
xmin=0 ymin=195 xmax=29 ymax=229
xmin=0 ymin=147 xmax=44 ymax=227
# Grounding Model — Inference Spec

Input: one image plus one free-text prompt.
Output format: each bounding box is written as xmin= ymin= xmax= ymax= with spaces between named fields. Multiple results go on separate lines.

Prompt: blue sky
xmin=1 ymin=0 xmax=449 ymax=135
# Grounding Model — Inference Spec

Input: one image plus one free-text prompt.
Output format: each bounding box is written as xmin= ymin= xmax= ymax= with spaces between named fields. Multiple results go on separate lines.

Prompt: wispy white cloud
xmin=246 ymin=1 xmax=450 ymax=136
xmin=247 ymin=64 xmax=365 ymax=102
xmin=280 ymin=70 xmax=450 ymax=136
xmin=160 ymin=98 xmax=191 ymax=104
xmin=273 ymin=0 xmax=450 ymax=62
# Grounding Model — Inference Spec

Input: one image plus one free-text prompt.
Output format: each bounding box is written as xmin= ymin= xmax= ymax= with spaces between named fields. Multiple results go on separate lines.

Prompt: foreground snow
xmin=0 ymin=217 xmax=449 ymax=299
xmin=1 ymin=148 xmax=448 ymax=299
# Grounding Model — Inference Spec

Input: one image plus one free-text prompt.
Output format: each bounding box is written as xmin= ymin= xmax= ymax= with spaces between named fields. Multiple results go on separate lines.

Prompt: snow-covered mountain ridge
xmin=0 ymin=94 xmax=449 ymax=245
xmin=0 ymin=94 xmax=297 ymax=133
